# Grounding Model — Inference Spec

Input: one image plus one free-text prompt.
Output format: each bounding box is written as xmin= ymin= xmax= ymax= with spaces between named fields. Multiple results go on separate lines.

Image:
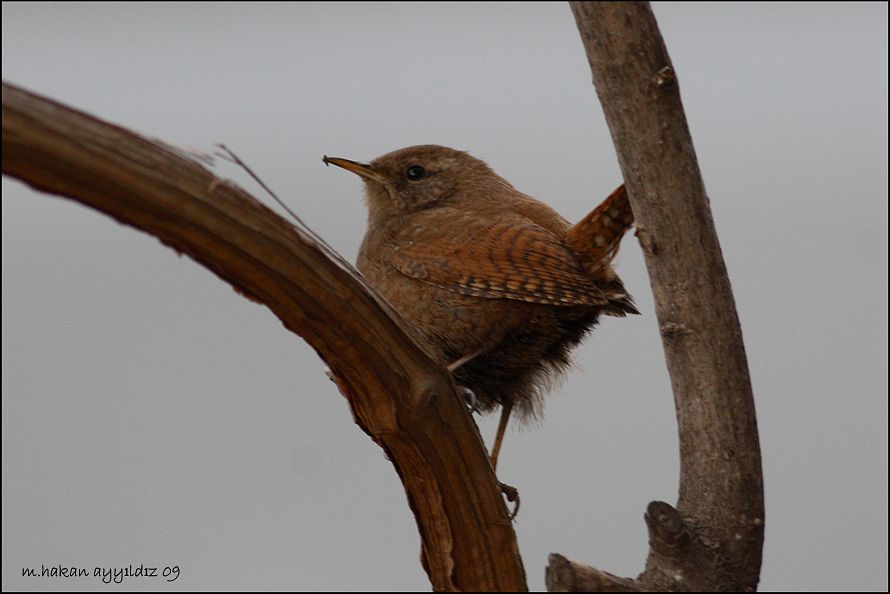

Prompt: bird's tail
xmin=566 ymin=184 xmax=638 ymax=316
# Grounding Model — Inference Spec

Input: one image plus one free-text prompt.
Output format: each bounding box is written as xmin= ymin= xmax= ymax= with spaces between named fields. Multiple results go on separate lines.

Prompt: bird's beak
xmin=323 ymin=156 xmax=388 ymax=184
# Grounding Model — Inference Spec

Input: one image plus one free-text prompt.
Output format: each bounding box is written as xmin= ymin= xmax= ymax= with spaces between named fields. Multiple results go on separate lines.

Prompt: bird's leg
xmin=491 ymin=403 xmax=520 ymax=518
xmin=448 ymin=352 xmax=520 ymax=517
xmin=490 ymin=401 xmax=513 ymax=471
xmin=447 ymin=354 xmax=521 ymax=518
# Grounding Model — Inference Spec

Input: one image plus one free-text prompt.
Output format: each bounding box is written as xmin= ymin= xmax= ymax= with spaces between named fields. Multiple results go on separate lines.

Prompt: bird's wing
xmin=390 ymin=221 xmax=608 ymax=306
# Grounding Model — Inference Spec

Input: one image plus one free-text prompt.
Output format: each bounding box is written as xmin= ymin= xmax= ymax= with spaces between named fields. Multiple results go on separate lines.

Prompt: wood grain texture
xmin=2 ymin=82 xmax=527 ymax=592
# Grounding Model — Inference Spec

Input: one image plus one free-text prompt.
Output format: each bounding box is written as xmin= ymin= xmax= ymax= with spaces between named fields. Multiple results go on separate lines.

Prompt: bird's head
xmin=324 ymin=144 xmax=508 ymax=220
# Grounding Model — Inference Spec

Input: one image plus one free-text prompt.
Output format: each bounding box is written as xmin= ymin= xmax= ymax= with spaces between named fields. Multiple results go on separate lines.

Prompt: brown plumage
xmin=324 ymin=145 xmax=636 ymax=467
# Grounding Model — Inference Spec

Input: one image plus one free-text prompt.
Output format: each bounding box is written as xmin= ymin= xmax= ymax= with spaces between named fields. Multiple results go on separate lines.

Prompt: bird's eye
xmin=406 ymin=165 xmax=427 ymax=181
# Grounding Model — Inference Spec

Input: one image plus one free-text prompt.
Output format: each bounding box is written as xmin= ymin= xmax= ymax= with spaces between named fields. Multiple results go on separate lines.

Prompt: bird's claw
xmin=498 ymin=481 xmax=520 ymax=520
xmin=459 ymin=386 xmax=481 ymax=414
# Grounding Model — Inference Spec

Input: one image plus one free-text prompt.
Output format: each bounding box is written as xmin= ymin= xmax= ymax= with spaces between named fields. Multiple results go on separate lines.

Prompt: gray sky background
xmin=2 ymin=2 xmax=887 ymax=591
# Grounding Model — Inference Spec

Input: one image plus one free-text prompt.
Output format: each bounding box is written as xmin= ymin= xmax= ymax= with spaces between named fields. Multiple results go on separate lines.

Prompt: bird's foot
xmin=498 ymin=481 xmax=521 ymax=520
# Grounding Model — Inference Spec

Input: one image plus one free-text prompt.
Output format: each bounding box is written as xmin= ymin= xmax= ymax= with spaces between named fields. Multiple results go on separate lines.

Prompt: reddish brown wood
xmin=2 ymin=82 xmax=527 ymax=592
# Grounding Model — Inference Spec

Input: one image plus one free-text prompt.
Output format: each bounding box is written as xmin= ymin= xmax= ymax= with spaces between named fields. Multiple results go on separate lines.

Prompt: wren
xmin=324 ymin=145 xmax=636 ymax=468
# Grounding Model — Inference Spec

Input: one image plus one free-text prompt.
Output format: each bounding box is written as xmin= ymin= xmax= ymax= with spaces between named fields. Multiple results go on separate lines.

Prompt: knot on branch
xmin=640 ymin=502 xmax=734 ymax=591
xmin=546 ymin=501 xmax=737 ymax=592
xmin=655 ymin=66 xmax=676 ymax=88
xmin=660 ymin=321 xmax=692 ymax=339
xmin=645 ymin=500 xmax=688 ymax=551
xmin=401 ymin=372 xmax=457 ymax=423
xmin=634 ymin=227 xmax=659 ymax=256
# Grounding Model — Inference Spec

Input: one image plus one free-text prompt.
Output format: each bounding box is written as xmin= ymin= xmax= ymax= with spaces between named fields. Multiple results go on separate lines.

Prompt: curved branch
xmin=550 ymin=3 xmax=765 ymax=590
xmin=2 ymin=82 xmax=527 ymax=592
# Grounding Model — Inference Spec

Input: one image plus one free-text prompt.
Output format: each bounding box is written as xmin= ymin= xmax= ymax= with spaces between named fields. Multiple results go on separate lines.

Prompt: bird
xmin=324 ymin=145 xmax=637 ymax=470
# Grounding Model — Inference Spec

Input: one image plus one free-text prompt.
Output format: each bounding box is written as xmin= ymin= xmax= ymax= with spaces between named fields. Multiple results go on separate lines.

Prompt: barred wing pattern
xmin=391 ymin=222 xmax=608 ymax=307
xmin=566 ymin=185 xmax=634 ymax=277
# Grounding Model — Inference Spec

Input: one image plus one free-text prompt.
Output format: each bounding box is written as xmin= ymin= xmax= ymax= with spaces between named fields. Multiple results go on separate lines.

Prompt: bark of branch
xmin=549 ymin=3 xmax=765 ymax=591
xmin=2 ymin=82 xmax=527 ymax=592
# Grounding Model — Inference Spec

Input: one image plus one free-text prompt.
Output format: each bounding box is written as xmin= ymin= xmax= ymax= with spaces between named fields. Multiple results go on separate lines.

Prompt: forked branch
xmin=548 ymin=3 xmax=765 ymax=591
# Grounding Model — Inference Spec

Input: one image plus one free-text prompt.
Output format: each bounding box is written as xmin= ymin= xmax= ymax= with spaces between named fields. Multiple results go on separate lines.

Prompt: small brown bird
xmin=324 ymin=145 xmax=636 ymax=469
